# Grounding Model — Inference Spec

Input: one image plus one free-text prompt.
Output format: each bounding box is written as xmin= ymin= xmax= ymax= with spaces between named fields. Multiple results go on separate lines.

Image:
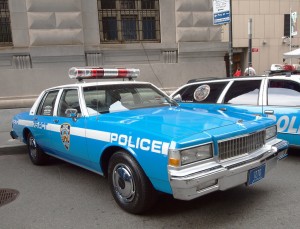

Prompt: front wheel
xmin=108 ymin=151 xmax=157 ymax=214
xmin=27 ymin=132 xmax=50 ymax=165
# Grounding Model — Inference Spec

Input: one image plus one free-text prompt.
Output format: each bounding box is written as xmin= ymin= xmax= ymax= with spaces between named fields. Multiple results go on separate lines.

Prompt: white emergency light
xmin=68 ymin=67 xmax=140 ymax=80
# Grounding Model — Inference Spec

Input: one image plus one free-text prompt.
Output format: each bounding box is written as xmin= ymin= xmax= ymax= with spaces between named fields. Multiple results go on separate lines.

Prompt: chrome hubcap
xmin=112 ymin=163 xmax=135 ymax=203
xmin=29 ymin=136 xmax=37 ymax=159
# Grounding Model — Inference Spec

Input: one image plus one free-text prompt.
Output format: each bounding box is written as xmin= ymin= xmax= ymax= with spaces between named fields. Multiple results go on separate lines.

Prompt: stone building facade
xmin=223 ymin=0 xmax=300 ymax=75
xmin=1 ymin=0 xmax=299 ymax=135
xmin=0 ymin=0 xmax=227 ymax=110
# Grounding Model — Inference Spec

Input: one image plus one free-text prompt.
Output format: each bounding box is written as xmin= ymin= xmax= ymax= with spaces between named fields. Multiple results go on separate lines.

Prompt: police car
xmin=170 ymin=70 xmax=300 ymax=148
xmin=11 ymin=67 xmax=288 ymax=214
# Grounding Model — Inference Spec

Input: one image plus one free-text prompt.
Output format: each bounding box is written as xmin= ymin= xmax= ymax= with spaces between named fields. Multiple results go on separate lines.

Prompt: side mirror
xmin=65 ymin=108 xmax=78 ymax=121
xmin=172 ymin=94 xmax=182 ymax=103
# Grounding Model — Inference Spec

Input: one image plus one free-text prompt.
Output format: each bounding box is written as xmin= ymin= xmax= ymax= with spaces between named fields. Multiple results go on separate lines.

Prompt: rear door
xmin=32 ymin=90 xmax=60 ymax=151
xmin=263 ymin=78 xmax=300 ymax=147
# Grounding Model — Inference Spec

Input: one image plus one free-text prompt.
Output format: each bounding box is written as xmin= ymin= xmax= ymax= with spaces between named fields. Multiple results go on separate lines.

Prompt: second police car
xmin=171 ymin=70 xmax=300 ymax=149
xmin=11 ymin=67 xmax=288 ymax=214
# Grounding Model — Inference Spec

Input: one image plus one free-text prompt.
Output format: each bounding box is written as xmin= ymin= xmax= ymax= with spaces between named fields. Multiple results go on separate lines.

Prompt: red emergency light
xmin=68 ymin=67 xmax=140 ymax=80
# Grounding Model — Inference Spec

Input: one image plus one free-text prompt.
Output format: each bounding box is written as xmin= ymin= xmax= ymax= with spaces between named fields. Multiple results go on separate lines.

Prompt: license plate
xmin=247 ymin=164 xmax=266 ymax=186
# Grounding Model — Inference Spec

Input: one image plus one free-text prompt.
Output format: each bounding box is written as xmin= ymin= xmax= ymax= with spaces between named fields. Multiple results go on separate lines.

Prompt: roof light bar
xmin=68 ymin=67 xmax=140 ymax=80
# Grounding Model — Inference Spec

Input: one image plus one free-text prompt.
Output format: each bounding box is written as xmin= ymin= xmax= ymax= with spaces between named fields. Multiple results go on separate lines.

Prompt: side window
xmin=58 ymin=89 xmax=80 ymax=117
xmin=36 ymin=90 xmax=59 ymax=116
xmin=224 ymin=80 xmax=261 ymax=105
xmin=268 ymin=79 xmax=300 ymax=106
xmin=175 ymin=82 xmax=228 ymax=103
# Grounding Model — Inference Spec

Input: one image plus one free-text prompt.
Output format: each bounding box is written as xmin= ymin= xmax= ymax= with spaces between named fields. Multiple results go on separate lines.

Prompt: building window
xmin=101 ymin=0 xmax=116 ymax=9
xmin=102 ymin=17 xmax=118 ymax=41
xmin=98 ymin=0 xmax=160 ymax=43
xmin=0 ymin=0 xmax=12 ymax=45
xmin=141 ymin=0 xmax=155 ymax=9
xmin=121 ymin=0 xmax=135 ymax=9
xmin=122 ymin=16 xmax=137 ymax=40
xmin=142 ymin=17 xmax=155 ymax=39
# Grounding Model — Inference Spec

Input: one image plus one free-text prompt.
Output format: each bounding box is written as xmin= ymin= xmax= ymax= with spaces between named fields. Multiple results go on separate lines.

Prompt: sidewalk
xmin=0 ymin=108 xmax=29 ymax=155
xmin=0 ymin=131 xmax=26 ymax=155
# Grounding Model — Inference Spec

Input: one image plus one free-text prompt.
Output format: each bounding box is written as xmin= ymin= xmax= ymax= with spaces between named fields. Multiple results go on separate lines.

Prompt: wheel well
xmin=100 ymin=146 xmax=131 ymax=178
xmin=23 ymin=128 xmax=30 ymax=143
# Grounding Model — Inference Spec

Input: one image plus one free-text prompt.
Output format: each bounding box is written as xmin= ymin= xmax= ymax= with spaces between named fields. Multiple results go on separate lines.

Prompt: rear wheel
xmin=27 ymin=132 xmax=50 ymax=165
xmin=108 ymin=151 xmax=157 ymax=214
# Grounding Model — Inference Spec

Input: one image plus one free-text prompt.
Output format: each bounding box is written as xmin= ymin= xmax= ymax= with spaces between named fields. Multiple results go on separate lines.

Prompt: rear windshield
xmin=174 ymin=82 xmax=228 ymax=103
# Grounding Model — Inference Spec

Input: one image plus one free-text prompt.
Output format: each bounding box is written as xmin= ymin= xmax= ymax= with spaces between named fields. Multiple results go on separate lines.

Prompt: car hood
xmin=97 ymin=106 xmax=273 ymax=140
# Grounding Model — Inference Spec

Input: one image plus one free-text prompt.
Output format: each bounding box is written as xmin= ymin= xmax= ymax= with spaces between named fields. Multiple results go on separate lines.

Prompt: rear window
xmin=174 ymin=82 xmax=228 ymax=103
xmin=36 ymin=90 xmax=59 ymax=116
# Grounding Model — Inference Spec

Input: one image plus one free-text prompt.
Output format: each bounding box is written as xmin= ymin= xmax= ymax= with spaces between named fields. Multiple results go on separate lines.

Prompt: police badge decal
xmin=60 ymin=123 xmax=71 ymax=150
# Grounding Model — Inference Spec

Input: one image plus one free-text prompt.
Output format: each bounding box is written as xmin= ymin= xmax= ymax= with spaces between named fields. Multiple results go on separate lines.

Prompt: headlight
xmin=266 ymin=125 xmax=277 ymax=140
xmin=169 ymin=143 xmax=213 ymax=167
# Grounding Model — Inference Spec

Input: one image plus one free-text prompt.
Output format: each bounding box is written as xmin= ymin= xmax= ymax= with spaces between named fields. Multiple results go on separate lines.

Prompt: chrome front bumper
xmin=169 ymin=139 xmax=288 ymax=201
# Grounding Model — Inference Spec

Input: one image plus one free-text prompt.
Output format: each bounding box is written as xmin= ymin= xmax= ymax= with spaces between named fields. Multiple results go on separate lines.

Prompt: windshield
xmin=83 ymin=83 xmax=177 ymax=115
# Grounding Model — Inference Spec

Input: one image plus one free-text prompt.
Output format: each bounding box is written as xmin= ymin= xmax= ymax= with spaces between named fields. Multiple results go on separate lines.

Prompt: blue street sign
xmin=213 ymin=0 xmax=231 ymax=25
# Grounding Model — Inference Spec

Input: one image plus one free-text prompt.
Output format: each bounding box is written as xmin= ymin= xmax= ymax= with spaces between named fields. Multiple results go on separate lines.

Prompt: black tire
xmin=108 ymin=151 xmax=157 ymax=214
xmin=27 ymin=132 xmax=50 ymax=165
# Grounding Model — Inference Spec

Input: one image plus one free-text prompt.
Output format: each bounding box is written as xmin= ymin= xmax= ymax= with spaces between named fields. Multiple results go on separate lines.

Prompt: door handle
xmin=264 ymin=110 xmax=274 ymax=115
xmin=219 ymin=107 xmax=227 ymax=111
xmin=53 ymin=119 xmax=59 ymax=123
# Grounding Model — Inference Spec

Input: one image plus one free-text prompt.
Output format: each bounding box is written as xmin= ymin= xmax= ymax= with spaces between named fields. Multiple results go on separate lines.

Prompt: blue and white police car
xmin=11 ymin=67 xmax=288 ymax=214
xmin=171 ymin=71 xmax=300 ymax=149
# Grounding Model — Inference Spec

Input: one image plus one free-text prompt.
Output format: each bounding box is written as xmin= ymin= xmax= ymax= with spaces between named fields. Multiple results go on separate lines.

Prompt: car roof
xmin=187 ymin=74 xmax=300 ymax=84
xmin=45 ymin=80 xmax=152 ymax=91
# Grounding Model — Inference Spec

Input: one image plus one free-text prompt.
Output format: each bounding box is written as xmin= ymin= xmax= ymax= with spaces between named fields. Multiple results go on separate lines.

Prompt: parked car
xmin=11 ymin=67 xmax=288 ymax=214
xmin=170 ymin=71 xmax=300 ymax=148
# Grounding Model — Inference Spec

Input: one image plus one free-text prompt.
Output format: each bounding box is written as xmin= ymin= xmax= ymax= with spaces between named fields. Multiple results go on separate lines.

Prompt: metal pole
xmin=290 ymin=8 xmax=292 ymax=64
xmin=248 ymin=18 xmax=252 ymax=75
xmin=229 ymin=0 xmax=233 ymax=77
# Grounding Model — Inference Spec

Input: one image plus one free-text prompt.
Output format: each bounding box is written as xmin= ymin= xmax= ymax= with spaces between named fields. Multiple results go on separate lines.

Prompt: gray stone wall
xmin=0 ymin=0 xmax=227 ymax=111
xmin=175 ymin=0 xmax=221 ymax=42
xmin=27 ymin=0 xmax=83 ymax=46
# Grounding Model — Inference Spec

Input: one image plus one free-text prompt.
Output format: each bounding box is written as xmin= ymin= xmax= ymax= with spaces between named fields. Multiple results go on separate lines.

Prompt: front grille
xmin=218 ymin=130 xmax=265 ymax=160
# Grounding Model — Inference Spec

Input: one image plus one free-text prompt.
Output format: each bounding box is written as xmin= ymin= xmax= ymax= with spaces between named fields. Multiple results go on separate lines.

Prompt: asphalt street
xmin=0 ymin=145 xmax=300 ymax=229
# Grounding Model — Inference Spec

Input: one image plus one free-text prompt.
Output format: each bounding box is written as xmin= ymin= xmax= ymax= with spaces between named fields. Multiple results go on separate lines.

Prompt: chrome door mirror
xmin=65 ymin=108 xmax=78 ymax=121
xmin=172 ymin=94 xmax=182 ymax=102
